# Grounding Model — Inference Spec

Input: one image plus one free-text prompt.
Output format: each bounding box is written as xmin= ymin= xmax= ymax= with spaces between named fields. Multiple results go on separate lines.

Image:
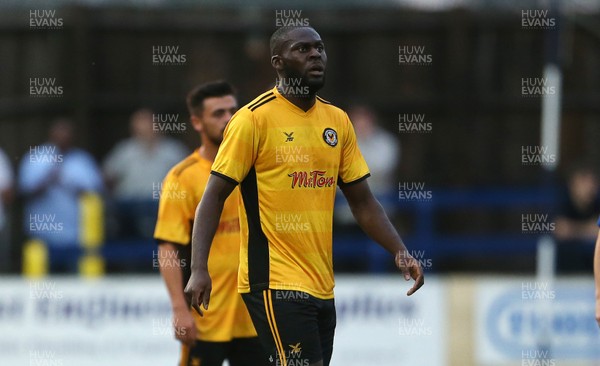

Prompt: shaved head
xmin=270 ymin=26 xmax=316 ymax=56
xmin=269 ymin=26 xmax=326 ymax=96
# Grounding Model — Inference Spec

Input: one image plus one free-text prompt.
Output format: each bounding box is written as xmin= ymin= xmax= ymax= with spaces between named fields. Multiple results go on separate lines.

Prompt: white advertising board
xmin=0 ymin=276 xmax=178 ymax=366
xmin=0 ymin=275 xmax=445 ymax=366
xmin=333 ymin=276 xmax=446 ymax=366
xmin=475 ymin=277 xmax=600 ymax=365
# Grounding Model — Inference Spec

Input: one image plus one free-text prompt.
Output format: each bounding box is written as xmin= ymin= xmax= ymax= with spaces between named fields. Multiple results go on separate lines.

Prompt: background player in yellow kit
xmin=185 ymin=27 xmax=424 ymax=366
xmin=154 ymin=81 xmax=268 ymax=366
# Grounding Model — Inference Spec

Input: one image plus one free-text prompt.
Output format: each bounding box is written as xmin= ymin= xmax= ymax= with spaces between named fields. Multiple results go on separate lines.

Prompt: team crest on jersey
xmin=322 ymin=128 xmax=338 ymax=147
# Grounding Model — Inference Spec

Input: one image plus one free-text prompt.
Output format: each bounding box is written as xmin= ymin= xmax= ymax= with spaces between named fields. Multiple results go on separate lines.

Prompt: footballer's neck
xmin=279 ymin=91 xmax=316 ymax=112
xmin=198 ymin=143 xmax=219 ymax=162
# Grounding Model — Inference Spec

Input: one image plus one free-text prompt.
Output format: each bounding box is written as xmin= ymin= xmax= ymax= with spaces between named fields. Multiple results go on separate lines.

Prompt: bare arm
xmin=593 ymin=229 xmax=600 ymax=326
xmin=340 ymin=179 xmax=424 ymax=295
xmin=184 ymin=174 xmax=236 ymax=315
xmin=158 ymin=242 xmax=197 ymax=345
xmin=190 ymin=174 xmax=237 ymax=271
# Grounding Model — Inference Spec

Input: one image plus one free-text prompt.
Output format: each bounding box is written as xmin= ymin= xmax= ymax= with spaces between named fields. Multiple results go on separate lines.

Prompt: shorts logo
xmin=289 ymin=343 xmax=302 ymax=354
xmin=322 ymin=128 xmax=338 ymax=147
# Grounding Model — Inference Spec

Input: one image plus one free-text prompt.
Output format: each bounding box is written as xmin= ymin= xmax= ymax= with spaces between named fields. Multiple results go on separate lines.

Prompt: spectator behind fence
xmin=349 ymin=104 xmax=400 ymax=198
xmin=336 ymin=105 xmax=401 ymax=225
xmin=0 ymin=147 xmax=14 ymax=272
xmin=554 ymin=164 xmax=600 ymax=273
xmin=103 ymin=109 xmax=188 ymax=239
xmin=19 ymin=118 xmax=104 ymax=273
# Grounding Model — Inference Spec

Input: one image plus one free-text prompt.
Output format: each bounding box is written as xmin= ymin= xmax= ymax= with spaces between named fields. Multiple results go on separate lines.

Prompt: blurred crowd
xmin=1 ymin=105 xmax=598 ymax=275
xmin=0 ymin=110 xmax=188 ymax=273
xmin=0 ymin=103 xmax=404 ymax=274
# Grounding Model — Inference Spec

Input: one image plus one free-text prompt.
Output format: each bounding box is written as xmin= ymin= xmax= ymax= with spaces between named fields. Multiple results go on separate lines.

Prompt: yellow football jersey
xmin=154 ymin=150 xmax=257 ymax=341
xmin=211 ymin=87 xmax=370 ymax=300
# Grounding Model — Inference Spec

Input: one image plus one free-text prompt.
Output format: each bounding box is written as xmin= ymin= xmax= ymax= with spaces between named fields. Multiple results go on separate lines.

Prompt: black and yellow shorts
xmin=179 ymin=337 xmax=267 ymax=366
xmin=242 ymin=289 xmax=336 ymax=366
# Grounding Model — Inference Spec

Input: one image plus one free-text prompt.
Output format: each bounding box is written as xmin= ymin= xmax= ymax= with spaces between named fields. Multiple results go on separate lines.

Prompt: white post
xmin=536 ymin=1 xmax=562 ymax=360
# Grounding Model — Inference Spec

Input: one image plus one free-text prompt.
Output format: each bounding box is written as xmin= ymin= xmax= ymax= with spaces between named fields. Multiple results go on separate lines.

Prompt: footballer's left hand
xmin=395 ymin=250 xmax=424 ymax=296
xmin=595 ymin=297 xmax=600 ymax=327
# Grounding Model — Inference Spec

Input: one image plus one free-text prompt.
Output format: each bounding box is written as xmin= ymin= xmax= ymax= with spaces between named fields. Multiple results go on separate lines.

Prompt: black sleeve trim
xmin=210 ymin=170 xmax=239 ymax=185
xmin=338 ymin=173 xmax=371 ymax=186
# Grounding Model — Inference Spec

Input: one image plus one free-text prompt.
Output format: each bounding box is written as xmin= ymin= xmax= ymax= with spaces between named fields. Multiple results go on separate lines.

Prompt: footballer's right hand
xmin=173 ymin=307 xmax=197 ymax=346
xmin=184 ymin=270 xmax=212 ymax=317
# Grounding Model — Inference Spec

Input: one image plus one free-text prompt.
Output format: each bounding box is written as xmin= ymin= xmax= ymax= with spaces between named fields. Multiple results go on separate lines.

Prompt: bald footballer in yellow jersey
xmin=186 ymin=28 xmax=424 ymax=366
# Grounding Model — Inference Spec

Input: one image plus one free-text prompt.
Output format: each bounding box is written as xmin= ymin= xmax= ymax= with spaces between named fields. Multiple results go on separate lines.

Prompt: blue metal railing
xmin=97 ymin=186 xmax=559 ymax=272
xmin=333 ymin=186 xmax=558 ymax=272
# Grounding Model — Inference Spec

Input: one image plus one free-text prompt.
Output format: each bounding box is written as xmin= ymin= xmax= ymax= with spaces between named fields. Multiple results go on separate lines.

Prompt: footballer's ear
xmin=271 ymin=55 xmax=283 ymax=70
xmin=190 ymin=115 xmax=203 ymax=133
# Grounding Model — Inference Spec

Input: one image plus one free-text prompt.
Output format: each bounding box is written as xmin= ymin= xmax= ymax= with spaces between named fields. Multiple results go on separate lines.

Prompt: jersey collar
xmin=272 ymin=86 xmax=318 ymax=116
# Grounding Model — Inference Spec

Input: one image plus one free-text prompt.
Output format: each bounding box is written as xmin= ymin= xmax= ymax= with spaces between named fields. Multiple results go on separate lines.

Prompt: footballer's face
xmin=191 ymin=95 xmax=237 ymax=146
xmin=273 ymin=27 xmax=327 ymax=93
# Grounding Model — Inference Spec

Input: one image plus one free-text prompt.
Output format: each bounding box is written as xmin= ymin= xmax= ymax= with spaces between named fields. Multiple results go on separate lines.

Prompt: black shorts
xmin=180 ymin=337 xmax=269 ymax=366
xmin=242 ymin=289 xmax=336 ymax=366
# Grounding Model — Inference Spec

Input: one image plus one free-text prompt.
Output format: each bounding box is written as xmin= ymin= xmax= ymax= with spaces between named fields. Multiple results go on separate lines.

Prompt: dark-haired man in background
xmin=154 ymin=81 xmax=266 ymax=366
